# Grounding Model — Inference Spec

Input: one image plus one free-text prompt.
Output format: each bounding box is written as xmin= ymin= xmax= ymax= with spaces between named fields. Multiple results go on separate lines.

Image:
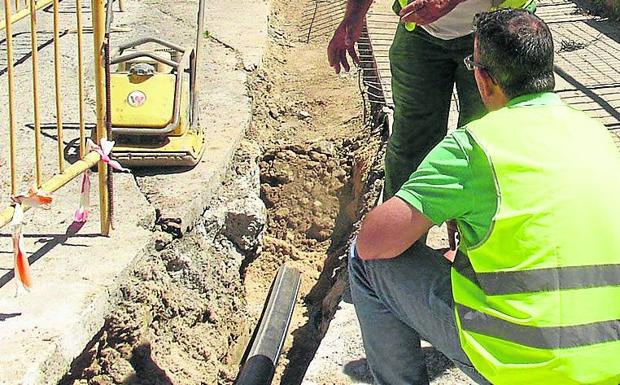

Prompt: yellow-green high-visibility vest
xmin=452 ymin=92 xmax=620 ymax=385
xmin=397 ymin=0 xmax=536 ymax=31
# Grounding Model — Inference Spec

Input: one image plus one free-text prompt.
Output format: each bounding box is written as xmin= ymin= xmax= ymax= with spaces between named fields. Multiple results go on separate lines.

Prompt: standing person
xmin=328 ymin=0 xmax=534 ymax=200
xmin=349 ymin=9 xmax=620 ymax=385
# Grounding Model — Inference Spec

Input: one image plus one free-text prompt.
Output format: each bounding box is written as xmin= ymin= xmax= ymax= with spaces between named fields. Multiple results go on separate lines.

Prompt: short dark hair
xmin=473 ymin=9 xmax=555 ymax=99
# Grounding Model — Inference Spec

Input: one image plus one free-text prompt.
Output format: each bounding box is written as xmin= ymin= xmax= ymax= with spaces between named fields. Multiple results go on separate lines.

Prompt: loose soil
xmin=244 ymin=0 xmax=382 ymax=382
xmin=59 ymin=0 xmax=383 ymax=384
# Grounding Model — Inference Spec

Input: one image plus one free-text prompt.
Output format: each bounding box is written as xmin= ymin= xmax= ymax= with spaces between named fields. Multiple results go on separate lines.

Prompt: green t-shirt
xmin=395 ymin=129 xmax=497 ymax=248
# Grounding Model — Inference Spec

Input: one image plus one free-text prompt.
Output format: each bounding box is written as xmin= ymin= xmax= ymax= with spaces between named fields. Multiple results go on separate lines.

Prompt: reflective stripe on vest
xmin=396 ymin=0 xmax=535 ymax=32
xmin=457 ymin=304 xmax=620 ymax=349
xmin=454 ymin=252 xmax=620 ymax=295
xmin=452 ymin=93 xmax=620 ymax=385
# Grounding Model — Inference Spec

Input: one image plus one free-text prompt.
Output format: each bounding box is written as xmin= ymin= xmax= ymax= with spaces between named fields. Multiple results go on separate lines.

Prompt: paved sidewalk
xmin=303 ymin=0 xmax=620 ymax=383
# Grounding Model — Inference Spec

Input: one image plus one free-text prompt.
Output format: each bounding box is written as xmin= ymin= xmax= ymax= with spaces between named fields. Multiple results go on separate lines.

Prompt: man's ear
xmin=475 ymin=69 xmax=495 ymax=100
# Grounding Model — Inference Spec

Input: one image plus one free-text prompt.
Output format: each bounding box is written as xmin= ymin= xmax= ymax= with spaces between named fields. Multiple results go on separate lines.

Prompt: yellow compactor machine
xmin=109 ymin=0 xmax=205 ymax=167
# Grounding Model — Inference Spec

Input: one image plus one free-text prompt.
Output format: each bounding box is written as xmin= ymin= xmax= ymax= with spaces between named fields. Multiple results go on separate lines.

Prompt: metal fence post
xmin=92 ymin=0 xmax=110 ymax=236
xmin=53 ymin=0 xmax=65 ymax=173
xmin=3 ymin=0 xmax=18 ymax=195
xmin=28 ymin=0 xmax=43 ymax=187
xmin=1 ymin=0 xmax=111 ymax=232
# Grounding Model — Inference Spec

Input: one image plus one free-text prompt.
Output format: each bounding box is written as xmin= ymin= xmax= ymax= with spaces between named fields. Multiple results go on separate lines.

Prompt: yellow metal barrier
xmin=1 ymin=0 xmax=110 ymax=234
xmin=0 ymin=0 xmax=53 ymax=31
xmin=0 ymin=152 xmax=101 ymax=229
xmin=92 ymin=0 xmax=110 ymax=235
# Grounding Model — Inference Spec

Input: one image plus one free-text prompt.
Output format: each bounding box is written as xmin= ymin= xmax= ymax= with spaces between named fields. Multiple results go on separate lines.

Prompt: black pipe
xmin=235 ymin=355 xmax=275 ymax=385
xmin=235 ymin=265 xmax=301 ymax=385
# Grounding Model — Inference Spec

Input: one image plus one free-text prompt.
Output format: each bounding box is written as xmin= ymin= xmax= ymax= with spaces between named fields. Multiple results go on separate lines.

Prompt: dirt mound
xmin=261 ymin=142 xmax=349 ymax=243
xmin=60 ymin=231 xmax=249 ymax=385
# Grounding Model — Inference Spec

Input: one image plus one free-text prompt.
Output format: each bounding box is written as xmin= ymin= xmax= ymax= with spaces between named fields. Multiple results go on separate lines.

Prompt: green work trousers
xmin=384 ymin=25 xmax=486 ymax=200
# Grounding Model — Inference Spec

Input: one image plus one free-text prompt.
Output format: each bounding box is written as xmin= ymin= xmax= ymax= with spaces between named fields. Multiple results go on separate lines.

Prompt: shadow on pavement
xmin=0 ymin=221 xmax=99 ymax=289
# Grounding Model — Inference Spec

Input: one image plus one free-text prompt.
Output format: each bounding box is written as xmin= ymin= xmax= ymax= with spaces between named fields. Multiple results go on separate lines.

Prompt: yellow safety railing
xmin=1 ymin=0 xmax=110 ymax=235
xmin=1 ymin=0 xmax=53 ymax=31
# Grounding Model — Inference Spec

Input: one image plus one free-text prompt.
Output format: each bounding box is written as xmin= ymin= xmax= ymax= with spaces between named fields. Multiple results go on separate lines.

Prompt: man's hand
xmin=328 ymin=17 xmax=363 ymax=74
xmin=443 ymin=219 xmax=459 ymax=262
xmin=399 ymin=0 xmax=465 ymax=25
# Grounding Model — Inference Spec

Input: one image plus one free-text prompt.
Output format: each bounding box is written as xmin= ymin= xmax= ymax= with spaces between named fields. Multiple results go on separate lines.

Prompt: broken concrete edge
xmin=155 ymin=89 xmax=253 ymax=238
xmin=160 ymin=112 xmax=252 ymax=238
xmin=154 ymin=32 xmax=265 ymax=239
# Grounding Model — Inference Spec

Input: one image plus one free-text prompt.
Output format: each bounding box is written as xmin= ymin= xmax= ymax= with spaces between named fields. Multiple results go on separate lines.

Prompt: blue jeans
xmin=348 ymin=241 xmax=490 ymax=385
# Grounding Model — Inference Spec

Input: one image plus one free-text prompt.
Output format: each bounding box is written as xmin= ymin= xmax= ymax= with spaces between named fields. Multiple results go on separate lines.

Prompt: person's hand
xmin=442 ymin=248 xmax=457 ymax=262
xmin=328 ymin=16 xmax=363 ymax=74
xmin=399 ymin=0 xmax=464 ymax=26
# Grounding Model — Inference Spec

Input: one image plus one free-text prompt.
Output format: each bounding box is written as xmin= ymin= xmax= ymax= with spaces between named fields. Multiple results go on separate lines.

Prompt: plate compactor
xmin=109 ymin=0 xmax=206 ymax=167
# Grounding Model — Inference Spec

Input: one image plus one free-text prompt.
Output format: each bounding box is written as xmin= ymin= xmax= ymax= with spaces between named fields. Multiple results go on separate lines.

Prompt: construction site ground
xmin=0 ymin=0 xmax=619 ymax=384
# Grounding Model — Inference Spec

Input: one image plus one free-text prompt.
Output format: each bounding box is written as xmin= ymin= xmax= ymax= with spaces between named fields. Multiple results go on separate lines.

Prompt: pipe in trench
xmin=235 ymin=265 xmax=301 ymax=385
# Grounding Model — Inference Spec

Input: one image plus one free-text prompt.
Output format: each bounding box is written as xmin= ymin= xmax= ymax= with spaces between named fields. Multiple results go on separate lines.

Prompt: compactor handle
xmin=110 ymin=51 xmax=179 ymax=69
xmin=117 ymin=37 xmax=186 ymax=55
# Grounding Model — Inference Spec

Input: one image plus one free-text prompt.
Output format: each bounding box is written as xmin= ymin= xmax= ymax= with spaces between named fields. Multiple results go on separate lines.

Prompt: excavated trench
xmin=58 ymin=0 xmax=389 ymax=384
xmin=254 ymin=131 xmax=385 ymax=385
xmin=59 ymin=137 xmax=385 ymax=385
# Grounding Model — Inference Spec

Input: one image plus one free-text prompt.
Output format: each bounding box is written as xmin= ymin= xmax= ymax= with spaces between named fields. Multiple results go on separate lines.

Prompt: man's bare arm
xmin=356 ymin=197 xmax=433 ymax=260
xmin=328 ymin=0 xmax=374 ymax=73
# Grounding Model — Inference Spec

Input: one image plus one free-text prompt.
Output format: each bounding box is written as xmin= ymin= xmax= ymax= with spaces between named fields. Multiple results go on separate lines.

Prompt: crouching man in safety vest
xmin=349 ymin=8 xmax=620 ymax=385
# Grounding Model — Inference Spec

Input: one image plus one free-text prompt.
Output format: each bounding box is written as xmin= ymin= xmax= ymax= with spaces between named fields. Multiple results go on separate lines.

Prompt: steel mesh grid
xmin=365 ymin=8 xmax=398 ymax=107
xmin=300 ymin=0 xmax=345 ymax=42
xmin=366 ymin=8 xmax=461 ymax=128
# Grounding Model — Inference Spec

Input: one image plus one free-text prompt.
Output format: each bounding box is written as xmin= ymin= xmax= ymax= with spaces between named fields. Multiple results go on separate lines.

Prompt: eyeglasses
xmin=464 ymin=54 xmax=496 ymax=83
xmin=464 ymin=54 xmax=486 ymax=71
